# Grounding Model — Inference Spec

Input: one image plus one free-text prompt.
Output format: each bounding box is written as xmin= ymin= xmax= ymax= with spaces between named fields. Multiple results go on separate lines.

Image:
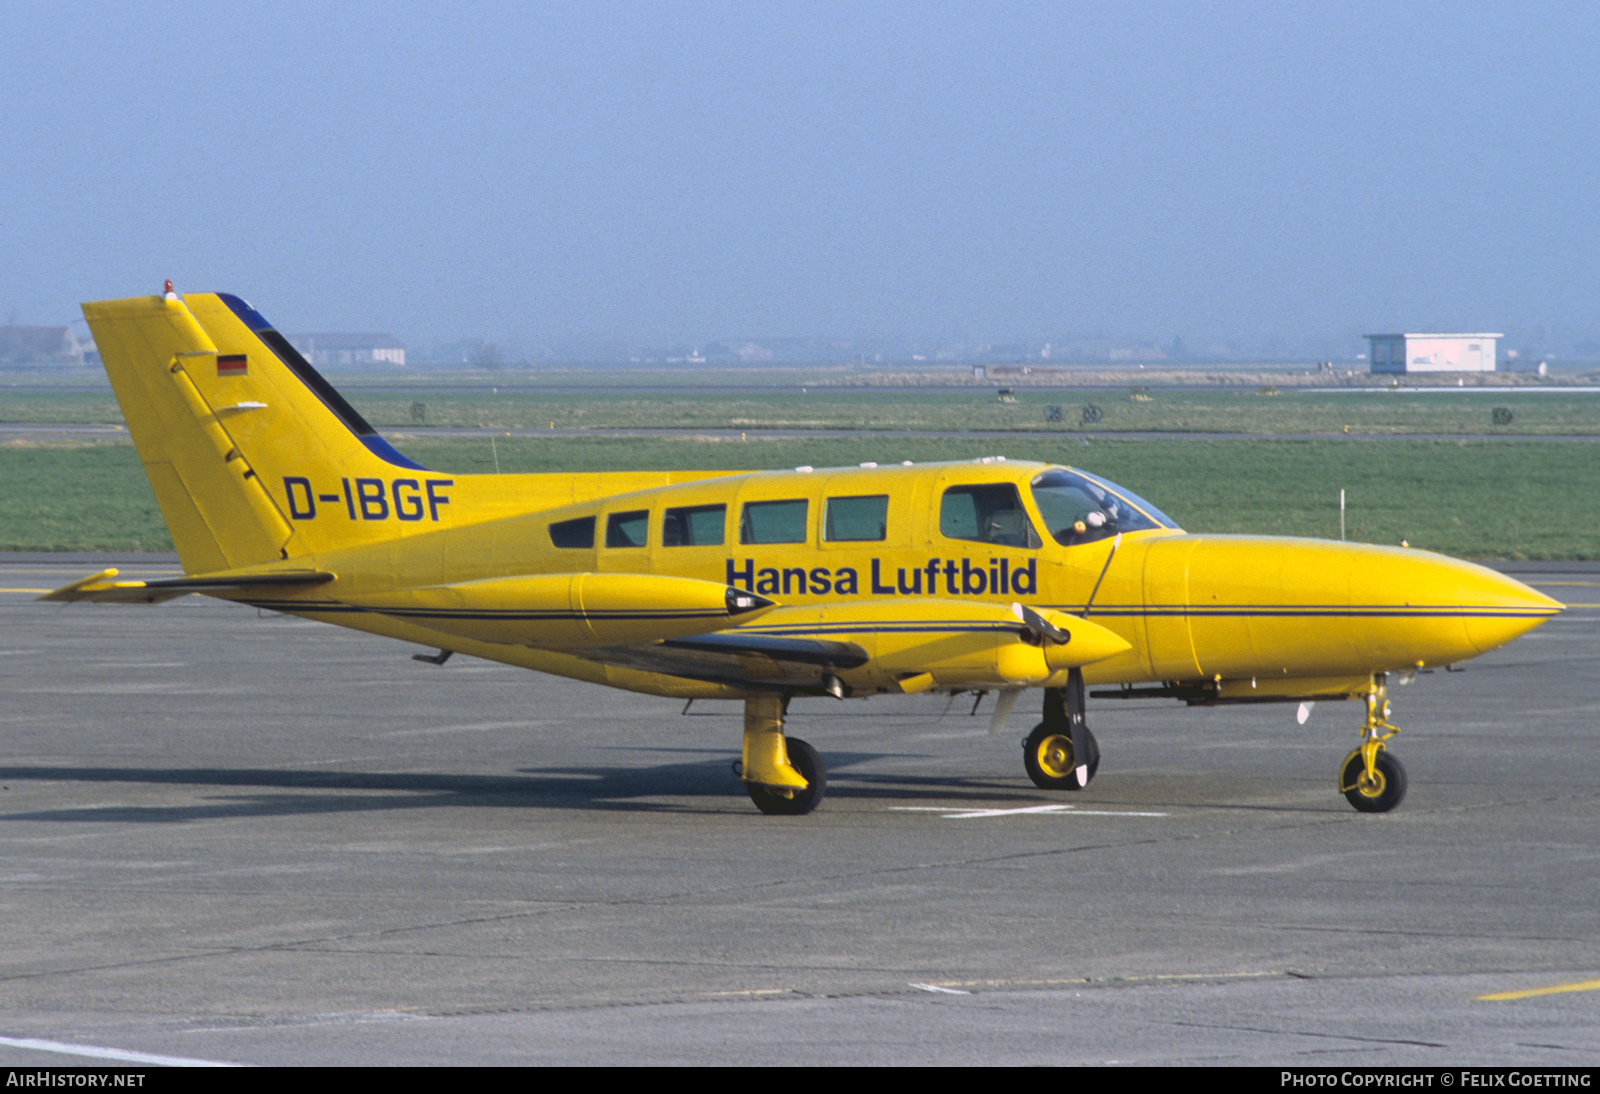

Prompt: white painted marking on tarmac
xmin=0 ymin=1034 xmax=243 ymax=1067
xmin=910 ymin=982 xmax=972 ymax=995
xmin=383 ymin=720 xmax=540 ymax=737
xmin=889 ymin=804 xmax=1167 ymax=819
xmin=705 ymin=989 xmax=793 ymax=999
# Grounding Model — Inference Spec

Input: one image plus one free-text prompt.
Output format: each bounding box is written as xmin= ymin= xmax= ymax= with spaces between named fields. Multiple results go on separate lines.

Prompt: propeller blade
xmin=988 ymin=689 xmax=1022 ymax=735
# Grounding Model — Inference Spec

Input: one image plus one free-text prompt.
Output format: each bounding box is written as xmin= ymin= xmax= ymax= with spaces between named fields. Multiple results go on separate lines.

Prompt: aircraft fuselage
xmin=245 ymin=458 xmax=1559 ymax=703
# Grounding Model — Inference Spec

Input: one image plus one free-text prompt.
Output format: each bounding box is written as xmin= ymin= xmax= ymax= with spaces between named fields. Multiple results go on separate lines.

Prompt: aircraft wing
xmin=586 ymin=632 xmax=872 ymax=692
xmin=579 ymin=598 xmax=1132 ymax=695
xmin=39 ymin=567 xmax=335 ymax=604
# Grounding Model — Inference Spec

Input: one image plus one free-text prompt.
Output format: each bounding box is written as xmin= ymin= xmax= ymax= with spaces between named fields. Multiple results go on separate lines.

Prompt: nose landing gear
xmin=1339 ymin=674 xmax=1407 ymax=813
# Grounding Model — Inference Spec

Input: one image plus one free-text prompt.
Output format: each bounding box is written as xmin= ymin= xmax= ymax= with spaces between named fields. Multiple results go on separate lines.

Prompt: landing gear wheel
xmin=1340 ymin=749 xmax=1407 ymax=813
xmin=746 ymin=737 xmax=827 ymax=816
xmin=1023 ymin=723 xmax=1100 ymax=790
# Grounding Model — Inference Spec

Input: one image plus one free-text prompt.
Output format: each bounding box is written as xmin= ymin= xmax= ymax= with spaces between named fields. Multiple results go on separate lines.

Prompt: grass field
xmin=3 ymin=434 xmax=1594 ymax=559
xmin=7 ymin=384 xmax=1600 ymax=435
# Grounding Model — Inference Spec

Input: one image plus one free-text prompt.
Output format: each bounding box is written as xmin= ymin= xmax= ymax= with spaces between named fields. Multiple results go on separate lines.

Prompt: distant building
xmin=289 ymin=333 xmax=406 ymax=368
xmin=1108 ymin=343 xmax=1167 ymax=362
xmin=0 ymin=325 xmax=86 ymax=367
xmin=1366 ymin=333 xmax=1500 ymax=374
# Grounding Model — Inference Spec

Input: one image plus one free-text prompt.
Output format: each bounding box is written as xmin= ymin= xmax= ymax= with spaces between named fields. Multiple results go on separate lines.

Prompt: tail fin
xmin=83 ymin=289 xmax=445 ymax=574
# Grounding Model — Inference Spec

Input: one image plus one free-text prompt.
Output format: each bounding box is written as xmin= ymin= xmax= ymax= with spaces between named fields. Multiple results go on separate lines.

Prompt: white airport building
xmin=1366 ymin=333 xmax=1500 ymax=374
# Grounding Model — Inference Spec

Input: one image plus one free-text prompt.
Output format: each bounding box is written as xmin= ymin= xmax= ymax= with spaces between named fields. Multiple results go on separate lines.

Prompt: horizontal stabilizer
xmin=40 ymin=567 xmax=335 ymax=604
xmin=340 ymin=573 xmax=774 ymax=648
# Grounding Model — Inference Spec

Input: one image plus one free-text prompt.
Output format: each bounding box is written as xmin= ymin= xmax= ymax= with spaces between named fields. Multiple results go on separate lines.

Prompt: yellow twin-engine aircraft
xmin=47 ymin=287 xmax=1563 ymax=815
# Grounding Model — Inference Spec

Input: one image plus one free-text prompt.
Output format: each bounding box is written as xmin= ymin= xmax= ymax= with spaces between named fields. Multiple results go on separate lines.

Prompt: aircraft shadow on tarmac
xmin=0 ymin=752 xmax=1049 ymax=822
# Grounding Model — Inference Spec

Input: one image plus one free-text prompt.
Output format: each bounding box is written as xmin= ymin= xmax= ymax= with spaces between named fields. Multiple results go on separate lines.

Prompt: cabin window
xmin=605 ymin=510 xmax=649 ymax=548
xmin=663 ymin=504 xmax=726 ymax=546
xmin=740 ymin=499 xmax=808 ymax=544
xmin=824 ymin=495 xmax=888 ymax=542
xmin=940 ymin=483 xmax=1039 ymax=547
xmin=548 ymin=515 xmax=596 ymax=549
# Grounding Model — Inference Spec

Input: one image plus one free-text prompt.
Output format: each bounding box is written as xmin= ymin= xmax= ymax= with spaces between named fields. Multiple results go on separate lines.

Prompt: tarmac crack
xmin=1167 ymin=1018 xmax=1447 ymax=1050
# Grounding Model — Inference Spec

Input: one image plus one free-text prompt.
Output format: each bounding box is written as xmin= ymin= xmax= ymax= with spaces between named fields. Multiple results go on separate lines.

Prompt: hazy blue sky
xmin=5 ymin=1 xmax=1597 ymax=354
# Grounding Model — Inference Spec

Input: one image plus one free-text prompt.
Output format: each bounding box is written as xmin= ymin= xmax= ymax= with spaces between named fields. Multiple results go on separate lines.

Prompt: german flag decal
xmin=217 ymin=354 xmax=247 ymax=377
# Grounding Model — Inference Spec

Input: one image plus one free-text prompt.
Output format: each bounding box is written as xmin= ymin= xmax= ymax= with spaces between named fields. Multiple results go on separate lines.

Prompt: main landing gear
xmin=740 ymin=694 xmax=827 ymax=815
xmin=1338 ymin=673 xmax=1407 ymax=813
xmin=1023 ymin=668 xmax=1100 ymax=791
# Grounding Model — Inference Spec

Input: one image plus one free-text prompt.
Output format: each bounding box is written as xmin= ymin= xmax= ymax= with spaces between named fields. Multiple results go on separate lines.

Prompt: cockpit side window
xmin=939 ymin=483 xmax=1040 ymax=548
xmin=1030 ymin=468 xmax=1174 ymax=546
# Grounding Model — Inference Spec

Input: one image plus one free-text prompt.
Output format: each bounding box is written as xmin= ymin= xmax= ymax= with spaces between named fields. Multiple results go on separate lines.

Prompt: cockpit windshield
xmin=1030 ymin=467 xmax=1178 ymax=546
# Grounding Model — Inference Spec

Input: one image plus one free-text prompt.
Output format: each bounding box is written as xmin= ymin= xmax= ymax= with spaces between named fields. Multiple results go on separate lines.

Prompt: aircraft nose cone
xmin=1142 ymin=536 xmax=1563 ymax=680
xmin=1366 ymin=549 xmax=1563 ymax=660
xmin=1456 ymin=569 xmax=1565 ymax=656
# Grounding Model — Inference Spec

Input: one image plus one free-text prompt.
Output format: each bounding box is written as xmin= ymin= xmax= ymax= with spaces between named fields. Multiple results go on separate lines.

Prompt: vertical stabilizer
xmin=83 ymin=293 xmax=294 ymax=574
xmin=82 ymin=290 xmax=445 ymax=574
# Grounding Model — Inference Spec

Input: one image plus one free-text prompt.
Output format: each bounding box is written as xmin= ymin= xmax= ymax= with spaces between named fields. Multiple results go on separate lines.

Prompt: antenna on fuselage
xmin=1081 ymin=532 xmax=1121 ymax=616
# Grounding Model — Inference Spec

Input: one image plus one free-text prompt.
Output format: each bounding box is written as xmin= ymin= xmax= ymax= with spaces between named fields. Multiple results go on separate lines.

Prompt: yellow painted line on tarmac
xmin=1476 ymin=976 xmax=1600 ymax=1001
xmin=1556 ymin=603 xmax=1600 ymax=609
xmin=0 ymin=588 xmax=51 ymax=594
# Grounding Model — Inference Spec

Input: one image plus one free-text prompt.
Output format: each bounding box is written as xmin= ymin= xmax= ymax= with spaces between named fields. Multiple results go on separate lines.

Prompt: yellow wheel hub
xmin=1355 ymin=768 xmax=1387 ymax=798
xmin=1035 ymin=734 xmax=1074 ymax=778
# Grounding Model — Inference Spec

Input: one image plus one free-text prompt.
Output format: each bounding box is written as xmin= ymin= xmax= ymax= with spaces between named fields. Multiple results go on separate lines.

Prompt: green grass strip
xmin=3 ymin=436 xmax=1594 ymax=559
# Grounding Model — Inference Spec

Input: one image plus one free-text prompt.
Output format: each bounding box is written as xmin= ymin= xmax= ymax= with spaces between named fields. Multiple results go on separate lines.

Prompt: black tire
xmin=1023 ymin=722 xmax=1100 ymax=790
xmin=1340 ymin=749 xmax=1407 ymax=813
xmin=747 ymin=736 xmax=827 ymax=816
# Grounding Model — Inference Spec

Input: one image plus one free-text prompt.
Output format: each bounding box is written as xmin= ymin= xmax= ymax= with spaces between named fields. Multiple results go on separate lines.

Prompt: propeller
xmin=1012 ymin=602 xmax=1070 ymax=644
